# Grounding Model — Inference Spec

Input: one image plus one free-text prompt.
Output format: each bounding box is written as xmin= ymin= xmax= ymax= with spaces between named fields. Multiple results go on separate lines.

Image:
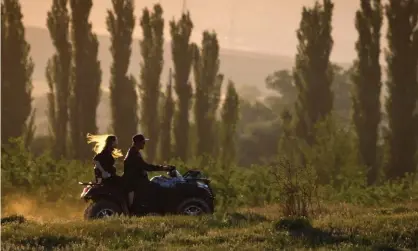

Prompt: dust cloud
xmin=2 ymin=194 xmax=86 ymax=222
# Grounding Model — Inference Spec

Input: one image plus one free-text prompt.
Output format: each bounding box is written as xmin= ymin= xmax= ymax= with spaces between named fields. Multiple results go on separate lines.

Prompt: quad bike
xmin=78 ymin=167 xmax=215 ymax=220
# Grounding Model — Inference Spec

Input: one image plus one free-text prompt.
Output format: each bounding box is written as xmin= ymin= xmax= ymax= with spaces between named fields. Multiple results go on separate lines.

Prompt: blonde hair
xmin=86 ymin=133 xmax=124 ymax=158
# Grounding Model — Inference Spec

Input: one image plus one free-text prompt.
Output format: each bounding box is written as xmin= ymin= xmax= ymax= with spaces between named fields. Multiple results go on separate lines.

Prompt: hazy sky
xmin=20 ymin=0 xmax=388 ymax=63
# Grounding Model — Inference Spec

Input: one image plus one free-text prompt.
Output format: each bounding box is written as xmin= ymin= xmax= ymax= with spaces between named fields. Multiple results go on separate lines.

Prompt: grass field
xmin=2 ymin=202 xmax=418 ymax=251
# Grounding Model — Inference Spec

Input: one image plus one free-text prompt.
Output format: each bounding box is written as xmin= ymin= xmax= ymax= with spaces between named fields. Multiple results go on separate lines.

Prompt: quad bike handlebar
xmin=166 ymin=165 xmax=176 ymax=171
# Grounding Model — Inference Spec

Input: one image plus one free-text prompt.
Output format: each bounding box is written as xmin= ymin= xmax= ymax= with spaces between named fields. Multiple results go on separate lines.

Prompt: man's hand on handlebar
xmin=161 ymin=165 xmax=175 ymax=171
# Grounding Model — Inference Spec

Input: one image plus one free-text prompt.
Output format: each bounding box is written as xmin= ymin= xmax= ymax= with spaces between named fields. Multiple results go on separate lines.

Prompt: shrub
xmin=269 ymin=156 xmax=321 ymax=217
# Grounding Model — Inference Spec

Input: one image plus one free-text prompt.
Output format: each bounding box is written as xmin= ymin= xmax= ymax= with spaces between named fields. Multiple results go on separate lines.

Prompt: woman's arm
xmin=94 ymin=161 xmax=111 ymax=178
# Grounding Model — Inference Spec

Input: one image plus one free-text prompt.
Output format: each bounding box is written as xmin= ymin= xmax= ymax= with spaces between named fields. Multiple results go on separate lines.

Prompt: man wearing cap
xmin=122 ymin=134 xmax=171 ymax=212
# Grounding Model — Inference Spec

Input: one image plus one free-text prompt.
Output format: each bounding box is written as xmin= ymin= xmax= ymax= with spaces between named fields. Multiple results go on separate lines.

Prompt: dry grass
xmin=2 ymin=202 xmax=418 ymax=250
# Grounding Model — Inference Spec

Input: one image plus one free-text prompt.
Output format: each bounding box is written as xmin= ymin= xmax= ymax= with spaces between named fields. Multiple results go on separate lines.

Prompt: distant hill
xmin=26 ymin=26 xmax=350 ymax=135
xmin=28 ymin=26 xmax=298 ymax=95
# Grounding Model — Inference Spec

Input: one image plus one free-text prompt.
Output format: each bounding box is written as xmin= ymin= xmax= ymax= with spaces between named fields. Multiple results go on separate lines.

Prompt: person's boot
xmin=129 ymin=206 xmax=136 ymax=216
xmin=130 ymin=198 xmax=139 ymax=216
xmin=126 ymin=202 xmax=133 ymax=215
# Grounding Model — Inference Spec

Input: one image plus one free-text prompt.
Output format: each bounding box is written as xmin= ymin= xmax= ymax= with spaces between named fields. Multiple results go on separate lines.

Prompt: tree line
xmin=283 ymin=0 xmax=417 ymax=184
xmin=1 ymin=0 xmax=239 ymax=167
xmin=1 ymin=0 xmax=417 ymax=183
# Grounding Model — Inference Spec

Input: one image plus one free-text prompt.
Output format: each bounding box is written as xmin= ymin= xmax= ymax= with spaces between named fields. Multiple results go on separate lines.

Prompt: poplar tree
xmin=193 ymin=31 xmax=223 ymax=158
xmin=159 ymin=69 xmax=175 ymax=162
xmin=1 ymin=0 xmax=35 ymax=146
xmin=293 ymin=0 xmax=334 ymax=145
xmin=385 ymin=0 xmax=418 ymax=179
xmin=46 ymin=0 xmax=72 ymax=157
xmin=352 ymin=0 xmax=383 ymax=185
xmin=170 ymin=12 xmax=194 ymax=162
xmin=69 ymin=0 xmax=102 ymax=159
xmin=220 ymin=81 xmax=240 ymax=167
xmin=139 ymin=4 xmax=164 ymax=162
xmin=107 ymin=0 xmax=138 ymax=149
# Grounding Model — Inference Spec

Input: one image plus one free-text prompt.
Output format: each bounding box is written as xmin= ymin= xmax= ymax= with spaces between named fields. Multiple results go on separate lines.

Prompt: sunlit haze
xmin=17 ymin=0 xmax=392 ymax=134
xmin=20 ymin=0 xmax=384 ymax=63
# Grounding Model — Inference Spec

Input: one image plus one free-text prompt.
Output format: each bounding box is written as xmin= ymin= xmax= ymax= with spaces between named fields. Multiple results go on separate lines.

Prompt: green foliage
xmin=220 ymin=81 xmax=240 ymax=167
xmin=1 ymin=0 xmax=35 ymax=144
xmin=352 ymin=0 xmax=383 ymax=185
xmin=107 ymin=0 xmax=138 ymax=149
xmin=278 ymin=108 xmax=294 ymax=157
xmin=384 ymin=0 xmax=418 ymax=179
xmin=265 ymin=69 xmax=296 ymax=113
xmin=139 ymin=3 xmax=164 ymax=162
xmin=193 ymin=31 xmax=223 ymax=159
xmin=331 ymin=64 xmax=352 ymax=124
xmin=1 ymin=138 xmax=92 ymax=203
xmin=265 ymin=65 xmax=351 ymax=124
xmin=29 ymin=135 xmax=54 ymax=157
xmin=237 ymin=100 xmax=281 ymax=166
xmin=170 ymin=12 xmax=194 ymax=162
xmin=159 ymin=69 xmax=175 ymax=163
xmin=306 ymin=117 xmax=360 ymax=185
xmin=293 ymin=0 xmax=334 ymax=145
xmin=46 ymin=0 xmax=72 ymax=158
xmin=69 ymin=0 xmax=102 ymax=159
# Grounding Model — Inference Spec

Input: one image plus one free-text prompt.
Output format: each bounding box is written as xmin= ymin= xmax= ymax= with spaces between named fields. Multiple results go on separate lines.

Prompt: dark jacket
xmin=122 ymin=146 xmax=164 ymax=190
xmin=93 ymin=149 xmax=116 ymax=176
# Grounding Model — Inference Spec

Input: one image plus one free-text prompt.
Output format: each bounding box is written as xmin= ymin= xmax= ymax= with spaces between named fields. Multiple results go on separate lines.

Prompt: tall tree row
xmin=159 ymin=69 xmax=175 ymax=162
xmin=69 ymin=0 xmax=102 ymax=159
xmin=384 ymin=0 xmax=418 ymax=179
xmin=220 ymin=81 xmax=240 ymax=167
xmin=107 ymin=0 xmax=138 ymax=149
xmin=46 ymin=0 xmax=72 ymax=157
xmin=170 ymin=12 xmax=194 ymax=162
xmin=193 ymin=31 xmax=223 ymax=158
xmin=351 ymin=0 xmax=382 ymax=185
xmin=1 ymin=0 xmax=34 ymax=146
xmin=139 ymin=4 xmax=164 ymax=162
xmin=293 ymin=0 xmax=334 ymax=145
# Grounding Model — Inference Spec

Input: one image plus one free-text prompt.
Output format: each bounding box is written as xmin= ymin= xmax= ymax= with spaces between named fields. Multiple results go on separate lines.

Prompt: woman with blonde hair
xmin=87 ymin=133 xmax=123 ymax=185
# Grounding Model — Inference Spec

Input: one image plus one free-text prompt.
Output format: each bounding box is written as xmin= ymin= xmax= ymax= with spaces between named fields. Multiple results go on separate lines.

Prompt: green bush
xmin=1 ymin=138 xmax=92 ymax=204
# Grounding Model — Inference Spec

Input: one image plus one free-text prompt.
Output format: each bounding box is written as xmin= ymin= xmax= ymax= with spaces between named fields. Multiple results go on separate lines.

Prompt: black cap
xmin=132 ymin=134 xmax=149 ymax=143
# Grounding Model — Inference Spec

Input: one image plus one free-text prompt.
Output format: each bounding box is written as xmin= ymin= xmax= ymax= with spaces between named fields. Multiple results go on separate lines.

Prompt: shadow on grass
xmin=1 ymin=215 xmax=26 ymax=225
xmin=204 ymin=212 xmax=269 ymax=228
xmin=273 ymin=217 xmax=414 ymax=251
xmin=125 ymin=228 xmax=167 ymax=242
xmin=378 ymin=206 xmax=418 ymax=215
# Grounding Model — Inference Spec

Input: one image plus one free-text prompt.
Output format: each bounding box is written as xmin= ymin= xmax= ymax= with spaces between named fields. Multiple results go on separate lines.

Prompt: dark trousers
xmin=103 ymin=176 xmax=127 ymax=200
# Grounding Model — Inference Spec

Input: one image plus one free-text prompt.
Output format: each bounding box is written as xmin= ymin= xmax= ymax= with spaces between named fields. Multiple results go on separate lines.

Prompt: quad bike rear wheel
xmin=84 ymin=200 xmax=122 ymax=220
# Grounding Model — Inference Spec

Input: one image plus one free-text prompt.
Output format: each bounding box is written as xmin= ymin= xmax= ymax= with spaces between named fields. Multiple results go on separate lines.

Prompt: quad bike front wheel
xmin=84 ymin=200 xmax=122 ymax=220
xmin=176 ymin=198 xmax=211 ymax=216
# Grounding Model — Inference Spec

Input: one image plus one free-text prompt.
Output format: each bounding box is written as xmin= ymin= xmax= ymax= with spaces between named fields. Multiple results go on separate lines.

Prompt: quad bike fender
xmin=83 ymin=187 xmax=130 ymax=214
xmin=177 ymin=184 xmax=214 ymax=205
